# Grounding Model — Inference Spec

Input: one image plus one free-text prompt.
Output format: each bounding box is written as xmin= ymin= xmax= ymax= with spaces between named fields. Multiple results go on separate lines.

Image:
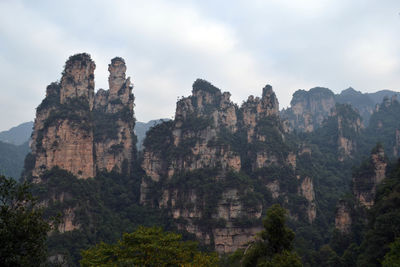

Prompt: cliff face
xmin=332 ymin=104 xmax=363 ymax=161
xmin=368 ymin=96 xmax=400 ymax=158
xmin=282 ymin=87 xmax=335 ymax=132
xmin=29 ymin=54 xmax=135 ymax=180
xmin=335 ymin=200 xmax=352 ymax=233
xmin=353 ymin=146 xmax=387 ymax=208
xmin=141 ymin=79 xmax=315 ymax=253
xmin=93 ymin=57 xmax=135 ymax=174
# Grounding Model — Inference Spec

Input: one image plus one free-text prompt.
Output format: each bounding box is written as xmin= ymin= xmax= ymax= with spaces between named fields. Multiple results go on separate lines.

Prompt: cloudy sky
xmin=0 ymin=0 xmax=399 ymax=131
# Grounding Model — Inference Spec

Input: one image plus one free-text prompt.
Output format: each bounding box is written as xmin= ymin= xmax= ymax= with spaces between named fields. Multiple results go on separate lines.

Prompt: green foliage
xmin=180 ymin=114 xmax=212 ymax=132
xmin=241 ymin=204 xmax=302 ymax=267
xmin=354 ymin=159 xmax=400 ymax=266
xmin=382 ymin=238 xmax=400 ymax=267
xmin=93 ymin=106 xmax=134 ymax=142
xmin=260 ymin=250 xmax=303 ymax=267
xmin=0 ymin=175 xmax=51 ymax=266
xmin=31 ymin=167 xmax=177 ymax=266
xmin=36 ymin=97 xmax=93 ymax=150
xmin=80 ymin=226 xmax=219 ymax=266
xmin=192 ymin=79 xmax=221 ymax=95
xmin=252 ymin=116 xmax=290 ymax=158
xmin=64 ymin=53 xmax=92 ymax=69
xmin=142 ymin=120 xmax=174 ymax=155
xmin=363 ymin=98 xmax=400 ymax=158
xmin=36 ymin=83 xmax=61 ymax=112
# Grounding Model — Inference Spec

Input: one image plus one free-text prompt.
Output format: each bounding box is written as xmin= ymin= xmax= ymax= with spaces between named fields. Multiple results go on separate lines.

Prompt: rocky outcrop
xmin=281 ymin=87 xmax=335 ymax=132
xmin=58 ymin=207 xmax=80 ymax=233
xmin=353 ymin=145 xmax=387 ymax=208
xmin=335 ymin=200 xmax=352 ymax=233
xmin=141 ymin=79 xmax=311 ymax=253
xmin=335 ymin=87 xmax=374 ymax=125
xmin=299 ymin=177 xmax=316 ymax=223
xmin=29 ymin=53 xmax=136 ymax=180
xmin=241 ymin=85 xmax=280 ymax=142
xmin=332 ymin=104 xmax=363 ymax=161
xmin=93 ymin=57 xmax=135 ymax=173
xmin=60 ymin=54 xmax=95 ymax=110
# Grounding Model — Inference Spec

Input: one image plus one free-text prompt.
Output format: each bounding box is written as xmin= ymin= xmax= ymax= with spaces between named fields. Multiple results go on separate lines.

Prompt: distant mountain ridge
xmin=282 ymin=87 xmax=400 ymax=132
xmin=0 ymin=121 xmax=33 ymax=145
xmin=0 ymin=121 xmax=33 ymax=179
xmin=135 ymin=119 xmax=170 ymax=150
xmin=0 ymin=140 xmax=29 ymax=179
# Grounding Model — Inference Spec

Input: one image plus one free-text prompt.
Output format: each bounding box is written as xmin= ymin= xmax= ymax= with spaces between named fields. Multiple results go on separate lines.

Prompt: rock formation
xmin=299 ymin=176 xmax=316 ymax=223
xmin=281 ymin=87 xmax=335 ymax=132
xmin=353 ymin=145 xmax=387 ymax=208
xmin=29 ymin=53 xmax=135 ymax=180
xmin=332 ymin=104 xmax=363 ymax=161
xmin=141 ymin=79 xmax=315 ymax=253
xmin=335 ymin=200 xmax=352 ymax=233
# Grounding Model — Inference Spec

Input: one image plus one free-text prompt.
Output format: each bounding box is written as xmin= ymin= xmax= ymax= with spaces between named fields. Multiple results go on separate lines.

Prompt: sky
xmin=0 ymin=0 xmax=399 ymax=131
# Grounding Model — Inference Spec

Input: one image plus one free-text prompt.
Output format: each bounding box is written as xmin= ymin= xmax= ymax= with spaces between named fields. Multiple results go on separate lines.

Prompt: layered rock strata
xmin=29 ymin=54 xmax=135 ymax=180
xmin=141 ymin=79 xmax=316 ymax=253
xmin=281 ymin=87 xmax=335 ymax=132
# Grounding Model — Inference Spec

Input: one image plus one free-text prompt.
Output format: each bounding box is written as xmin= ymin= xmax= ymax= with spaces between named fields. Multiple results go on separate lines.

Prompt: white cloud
xmin=0 ymin=0 xmax=399 ymax=131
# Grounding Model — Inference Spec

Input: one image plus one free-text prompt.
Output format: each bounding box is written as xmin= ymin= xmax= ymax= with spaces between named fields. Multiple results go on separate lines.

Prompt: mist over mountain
xmin=135 ymin=119 xmax=170 ymax=150
xmin=0 ymin=121 xmax=33 ymax=145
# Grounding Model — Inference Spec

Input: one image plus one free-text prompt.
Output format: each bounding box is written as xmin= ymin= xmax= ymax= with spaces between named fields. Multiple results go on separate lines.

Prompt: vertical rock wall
xmin=29 ymin=53 xmax=136 ymax=180
xmin=141 ymin=79 xmax=315 ymax=253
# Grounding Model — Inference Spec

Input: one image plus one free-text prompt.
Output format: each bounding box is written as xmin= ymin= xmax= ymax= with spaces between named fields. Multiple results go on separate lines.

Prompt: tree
xmin=0 ymin=175 xmax=50 ymax=266
xmin=80 ymin=226 xmax=219 ymax=266
xmin=382 ymin=238 xmax=400 ymax=267
xmin=241 ymin=204 xmax=302 ymax=267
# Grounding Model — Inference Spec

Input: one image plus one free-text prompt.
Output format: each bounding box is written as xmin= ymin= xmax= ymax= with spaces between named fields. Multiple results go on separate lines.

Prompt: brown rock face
xmin=29 ymin=54 xmax=136 ymax=180
xmin=140 ymin=80 xmax=304 ymax=253
xmin=299 ymin=177 xmax=316 ymax=223
xmin=241 ymin=85 xmax=280 ymax=142
xmin=94 ymin=57 xmax=135 ymax=173
xmin=334 ymin=105 xmax=363 ymax=161
xmin=281 ymin=87 xmax=335 ymax=132
xmin=32 ymin=120 xmax=95 ymax=179
xmin=335 ymin=200 xmax=352 ymax=233
xmin=353 ymin=146 xmax=387 ymax=208
xmin=60 ymin=54 xmax=95 ymax=110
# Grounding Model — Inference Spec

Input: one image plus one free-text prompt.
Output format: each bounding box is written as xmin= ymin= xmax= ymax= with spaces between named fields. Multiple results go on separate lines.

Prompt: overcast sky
xmin=0 ymin=0 xmax=399 ymax=131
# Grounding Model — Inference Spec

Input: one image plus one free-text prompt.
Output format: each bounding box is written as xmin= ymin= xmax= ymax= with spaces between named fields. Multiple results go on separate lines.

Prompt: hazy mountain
xmin=367 ymin=89 xmax=400 ymax=104
xmin=0 ymin=121 xmax=33 ymax=145
xmin=0 ymin=140 xmax=29 ymax=179
xmin=335 ymin=88 xmax=400 ymax=125
xmin=135 ymin=119 xmax=170 ymax=150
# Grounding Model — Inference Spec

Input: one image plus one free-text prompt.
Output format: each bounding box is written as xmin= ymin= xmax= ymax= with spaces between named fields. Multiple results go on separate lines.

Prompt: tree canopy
xmin=241 ymin=204 xmax=302 ymax=267
xmin=0 ymin=175 xmax=50 ymax=266
xmin=80 ymin=226 xmax=219 ymax=266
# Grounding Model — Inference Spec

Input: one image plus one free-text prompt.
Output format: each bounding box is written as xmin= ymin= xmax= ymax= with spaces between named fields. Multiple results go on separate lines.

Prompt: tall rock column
xmin=31 ymin=54 xmax=96 ymax=179
xmin=353 ymin=145 xmax=387 ymax=208
xmin=60 ymin=53 xmax=95 ymax=110
xmin=28 ymin=53 xmax=136 ymax=180
xmin=94 ymin=57 xmax=135 ymax=173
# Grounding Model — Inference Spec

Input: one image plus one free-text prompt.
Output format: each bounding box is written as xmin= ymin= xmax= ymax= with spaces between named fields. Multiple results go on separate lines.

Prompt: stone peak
xmin=64 ymin=53 xmax=95 ymax=69
xmin=262 ymin=84 xmax=273 ymax=98
xmin=192 ymin=79 xmax=221 ymax=96
xmin=111 ymin=57 xmax=125 ymax=64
